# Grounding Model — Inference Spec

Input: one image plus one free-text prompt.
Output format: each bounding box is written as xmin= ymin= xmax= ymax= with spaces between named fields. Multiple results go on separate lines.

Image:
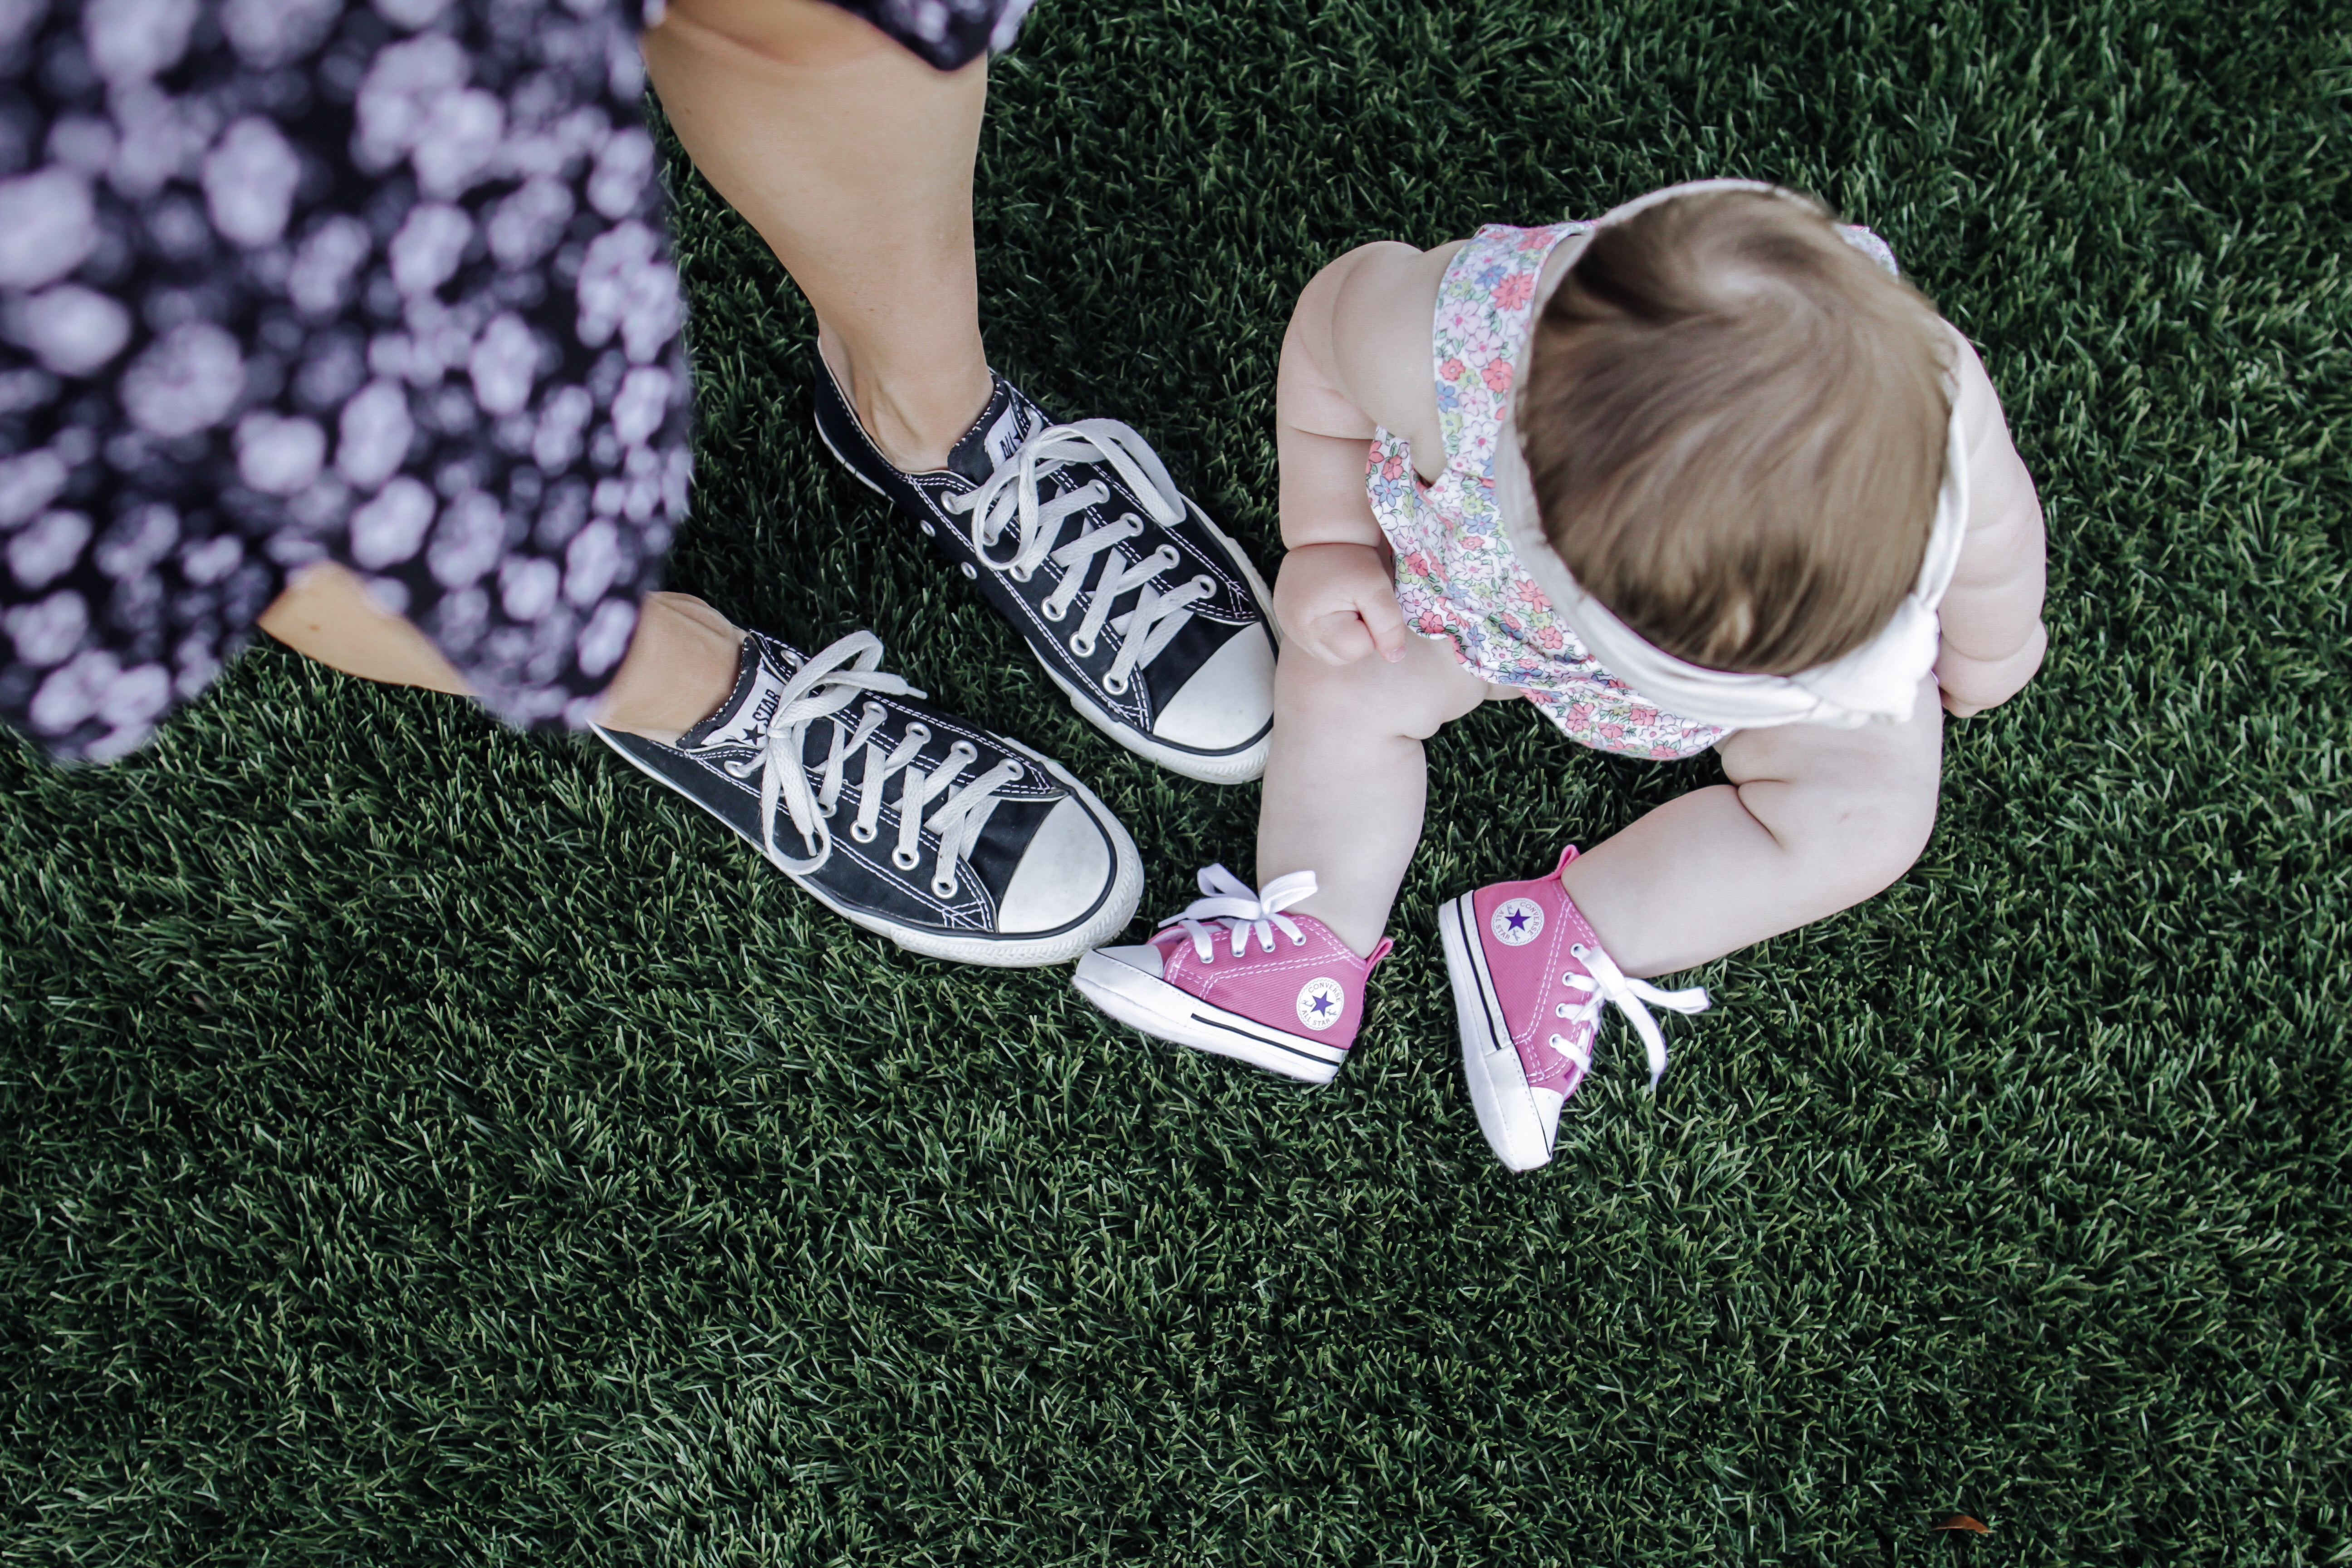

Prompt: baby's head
xmin=1521 ymin=187 xmax=1950 ymax=676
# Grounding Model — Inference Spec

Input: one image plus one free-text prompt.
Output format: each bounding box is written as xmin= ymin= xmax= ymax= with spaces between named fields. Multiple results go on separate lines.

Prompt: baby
xmin=1072 ymin=180 xmax=2047 ymax=1171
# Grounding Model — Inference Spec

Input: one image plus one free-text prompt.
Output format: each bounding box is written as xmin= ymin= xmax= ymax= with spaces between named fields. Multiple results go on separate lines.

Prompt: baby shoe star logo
xmin=1295 ymin=976 xmax=1346 ymax=1030
xmin=1491 ymin=897 xmax=1545 ymax=946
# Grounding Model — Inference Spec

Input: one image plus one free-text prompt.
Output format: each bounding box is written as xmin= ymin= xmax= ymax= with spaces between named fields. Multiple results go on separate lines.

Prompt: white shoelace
xmin=1553 ymin=940 xmax=1710 ymax=1090
xmin=720 ymin=632 xmax=1024 ymax=898
xmin=942 ymin=419 xmax=1218 ymax=695
xmin=1159 ymin=863 xmax=1318 ymax=961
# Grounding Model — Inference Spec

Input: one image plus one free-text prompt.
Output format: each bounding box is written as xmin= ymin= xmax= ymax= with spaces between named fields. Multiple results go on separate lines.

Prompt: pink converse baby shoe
xmin=1073 ymin=865 xmax=1393 ymax=1084
xmin=1438 ymin=846 xmax=1710 ymax=1172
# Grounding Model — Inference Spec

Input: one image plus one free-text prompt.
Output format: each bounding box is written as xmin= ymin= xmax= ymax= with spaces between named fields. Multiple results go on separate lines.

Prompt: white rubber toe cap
xmin=1151 ymin=625 xmax=1274 ymax=751
xmin=996 ymin=797 xmax=1115 ymax=934
xmin=1085 ymin=942 xmax=1166 ymax=979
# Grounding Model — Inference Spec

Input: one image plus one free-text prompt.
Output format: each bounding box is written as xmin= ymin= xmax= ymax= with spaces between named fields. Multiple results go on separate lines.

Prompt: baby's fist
xmin=1274 ymin=542 xmax=1409 ymax=666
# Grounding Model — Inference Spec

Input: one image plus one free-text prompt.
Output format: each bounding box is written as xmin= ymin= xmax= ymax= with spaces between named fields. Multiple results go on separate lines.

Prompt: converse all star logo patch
xmin=698 ymin=662 xmax=792 ymax=754
xmin=1491 ymin=897 xmax=1544 ymax=946
xmin=1295 ymin=976 xmax=1346 ymax=1031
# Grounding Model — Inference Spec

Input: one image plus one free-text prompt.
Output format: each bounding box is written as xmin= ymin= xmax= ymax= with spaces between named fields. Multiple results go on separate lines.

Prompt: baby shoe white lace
xmin=1158 ymin=863 xmax=1319 ymax=960
xmin=1557 ymin=938 xmax=1712 ymax=1089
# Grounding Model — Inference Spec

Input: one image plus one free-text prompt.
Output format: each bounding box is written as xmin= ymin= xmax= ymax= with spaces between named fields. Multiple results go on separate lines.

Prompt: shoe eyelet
xmin=1068 ymin=633 xmax=1095 ymax=657
xmin=1548 ymin=1034 xmax=1568 ymax=1049
xmin=920 ymin=521 xmax=935 ymax=537
xmin=931 ymin=875 xmax=958 ymax=899
xmin=1102 ymin=672 xmax=1128 ymax=696
xmin=946 ymin=739 xmax=977 ymax=762
xmin=902 ymin=722 xmax=931 ymax=746
xmin=1556 ymin=1003 xmax=1570 ymax=1017
xmin=1570 ymin=943 xmax=1587 ymax=957
xmin=1040 ymin=598 xmax=1068 ymax=622
xmin=850 ymin=822 xmax=877 ymax=843
xmin=960 ymin=563 xmax=978 ymax=580
xmin=1291 ymin=935 xmax=1306 ymax=946
xmin=1009 ymin=564 xmax=1033 ymax=583
xmin=892 ymin=848 xmax=921 ymax=870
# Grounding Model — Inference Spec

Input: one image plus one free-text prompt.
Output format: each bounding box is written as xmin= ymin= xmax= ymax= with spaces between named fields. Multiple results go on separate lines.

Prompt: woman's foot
xmin=1073 ymin=865 xmax=1392 ymax=1084
xmin=594 ymin=627 xmax=1142 ymax=967
xmin=813 ymin=365 xmax=1279 ymax=784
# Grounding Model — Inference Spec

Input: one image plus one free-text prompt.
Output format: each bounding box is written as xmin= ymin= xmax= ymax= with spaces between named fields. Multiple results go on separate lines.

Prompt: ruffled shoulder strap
xmin=1429 ymin=223 xmax=1583 ymax=476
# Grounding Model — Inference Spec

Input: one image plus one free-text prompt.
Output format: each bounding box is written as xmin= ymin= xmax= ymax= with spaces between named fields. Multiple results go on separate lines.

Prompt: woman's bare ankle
xmin=594 ymin=593 xmax=745 ymax=744
xmin=817 ymin=328 xmax=992 ymax=473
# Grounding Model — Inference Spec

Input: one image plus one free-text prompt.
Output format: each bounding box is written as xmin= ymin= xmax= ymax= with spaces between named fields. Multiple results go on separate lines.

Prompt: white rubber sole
xmin=595 ymin=724 xmax=1143 ymax=969
xmin=818 ymin=413 xmax=1278 ymax=786
xmin=1072 ymin=949 xmax=1346 ymax=1084
xmin=1438 ymin=893 xmax=1553 ymax=1172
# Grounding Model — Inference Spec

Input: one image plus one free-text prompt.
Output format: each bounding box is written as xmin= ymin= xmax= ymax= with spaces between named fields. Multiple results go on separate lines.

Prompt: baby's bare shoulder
xmin=1940 ymin=323 xmax=2008 ymax=445
xmin=1302 ymin=240 xmax=1463 ymax=449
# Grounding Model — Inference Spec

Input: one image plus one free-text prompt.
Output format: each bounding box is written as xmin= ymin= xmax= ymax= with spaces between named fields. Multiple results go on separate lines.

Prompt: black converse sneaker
xmin=592 ymin=629 xmax=1143 ymax=968
xmin=812 ymin=366 xmax=1277 ymax=784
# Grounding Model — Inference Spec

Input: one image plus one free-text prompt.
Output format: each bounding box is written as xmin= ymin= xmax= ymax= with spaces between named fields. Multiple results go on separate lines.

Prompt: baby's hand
xmin=1273 ymin=541 xmax=1410 ymax=666
xmin=1936 ymin=621 xmax=2049 ymax=719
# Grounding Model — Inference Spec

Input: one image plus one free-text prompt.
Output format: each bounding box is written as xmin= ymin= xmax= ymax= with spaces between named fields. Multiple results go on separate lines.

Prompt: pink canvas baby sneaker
xmin=1437 ymin=846 xmax=1710 ymax=1172
xmin=1073 ymin=864 xmax=1392 ymax=1084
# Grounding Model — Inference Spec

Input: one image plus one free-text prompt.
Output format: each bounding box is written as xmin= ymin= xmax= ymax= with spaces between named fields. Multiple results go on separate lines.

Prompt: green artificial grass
xmin=5 ymin=0 xmax=2350 ymax=1560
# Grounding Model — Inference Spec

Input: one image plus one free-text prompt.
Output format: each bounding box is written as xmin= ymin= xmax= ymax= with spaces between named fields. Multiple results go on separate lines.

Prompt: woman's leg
xmin=256 ymin=564 xmax=742 ymax=745
xmin=1255 ymin=632 xmax=1494 ymax=958
xmin=1558 ymin=678 xmax=1945 ymax=977
xmin=640 ymin=0 xmax=992 ymax=473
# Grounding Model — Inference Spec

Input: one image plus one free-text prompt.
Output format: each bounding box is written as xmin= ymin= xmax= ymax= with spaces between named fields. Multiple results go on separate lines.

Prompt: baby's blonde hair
xmin=1521 ymin=189 xmax=1950 ymax=676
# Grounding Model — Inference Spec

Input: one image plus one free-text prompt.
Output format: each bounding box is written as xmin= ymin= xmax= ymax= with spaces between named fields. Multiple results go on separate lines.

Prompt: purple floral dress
xmin=1365 ymin=223 xmax=1727 ymax=761
xmin=0 ymin=0 xmax=1038 ymax=767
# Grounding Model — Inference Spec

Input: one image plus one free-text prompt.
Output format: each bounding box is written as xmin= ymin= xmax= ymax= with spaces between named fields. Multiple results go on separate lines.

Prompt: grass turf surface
xmin=5 ymin=0 xmax=2350 ymax=1560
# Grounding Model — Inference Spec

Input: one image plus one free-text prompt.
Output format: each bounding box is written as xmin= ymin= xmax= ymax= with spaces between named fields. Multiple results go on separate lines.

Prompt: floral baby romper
xmin=1365 ymin=222 xmax=1726 ymax=761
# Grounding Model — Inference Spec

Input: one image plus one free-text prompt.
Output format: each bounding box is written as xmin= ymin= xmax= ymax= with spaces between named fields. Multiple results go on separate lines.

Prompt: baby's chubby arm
xmin=1936 ymin=326 xmax=2048 ymax=717
xmin=1274 ymin=240 xmax=1460 ymax=666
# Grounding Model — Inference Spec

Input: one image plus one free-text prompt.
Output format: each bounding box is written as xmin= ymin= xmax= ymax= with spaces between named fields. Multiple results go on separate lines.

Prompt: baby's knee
xmin=1813 ymin=768 xmax=1940 ymax=906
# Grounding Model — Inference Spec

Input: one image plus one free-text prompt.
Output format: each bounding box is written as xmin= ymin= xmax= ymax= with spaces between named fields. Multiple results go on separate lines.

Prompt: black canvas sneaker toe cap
xmin=813 ymin=366 xmax=1277 ymax=783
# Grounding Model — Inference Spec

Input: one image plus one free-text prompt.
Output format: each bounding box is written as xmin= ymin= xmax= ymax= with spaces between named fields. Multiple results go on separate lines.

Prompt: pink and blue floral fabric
xmin=1365 ymin=223 xmax=1727 ymax=760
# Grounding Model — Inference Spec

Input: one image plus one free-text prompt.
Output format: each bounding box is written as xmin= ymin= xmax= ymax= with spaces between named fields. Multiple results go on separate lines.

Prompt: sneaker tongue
xmin=681 ymin=637 xmax=794 ymax=752
xmin=945 ymin=377 xmax=1041 ymax=484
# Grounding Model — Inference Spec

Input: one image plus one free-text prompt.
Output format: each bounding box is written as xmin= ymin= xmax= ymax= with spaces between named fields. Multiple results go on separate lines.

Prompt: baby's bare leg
xmin=1560 ymin=676 xmax=1944 ymax=977
xmin=1256 ymin=632 xmax=1492 ymax=957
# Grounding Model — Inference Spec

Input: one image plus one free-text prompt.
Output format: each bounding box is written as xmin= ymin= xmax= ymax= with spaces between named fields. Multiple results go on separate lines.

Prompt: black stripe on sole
xmin=1188 ymin=1011 xmax=1347 ymax=1069
xmin=1448 ymin=897 xmax=1513 ymax=1051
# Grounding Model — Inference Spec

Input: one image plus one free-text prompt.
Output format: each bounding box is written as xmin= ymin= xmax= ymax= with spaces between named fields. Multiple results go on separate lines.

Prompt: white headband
xmin=1495 ymin=179 xmax=1969 ymax=731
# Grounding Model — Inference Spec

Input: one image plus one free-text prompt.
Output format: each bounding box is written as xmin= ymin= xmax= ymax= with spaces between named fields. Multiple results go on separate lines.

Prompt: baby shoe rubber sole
xmin=595 ymin=628 xmax=1142 ymax=968
xmin=812 ymin=364 xmax=1278 ymax=784
xmin=1438 ymin=890 xmax=1555 ymax=1171
xmin=1073 ymin=866 xmax=1390 ymax=1085
xmin=1075 ymin=944 xmax=1353 ymax=1083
